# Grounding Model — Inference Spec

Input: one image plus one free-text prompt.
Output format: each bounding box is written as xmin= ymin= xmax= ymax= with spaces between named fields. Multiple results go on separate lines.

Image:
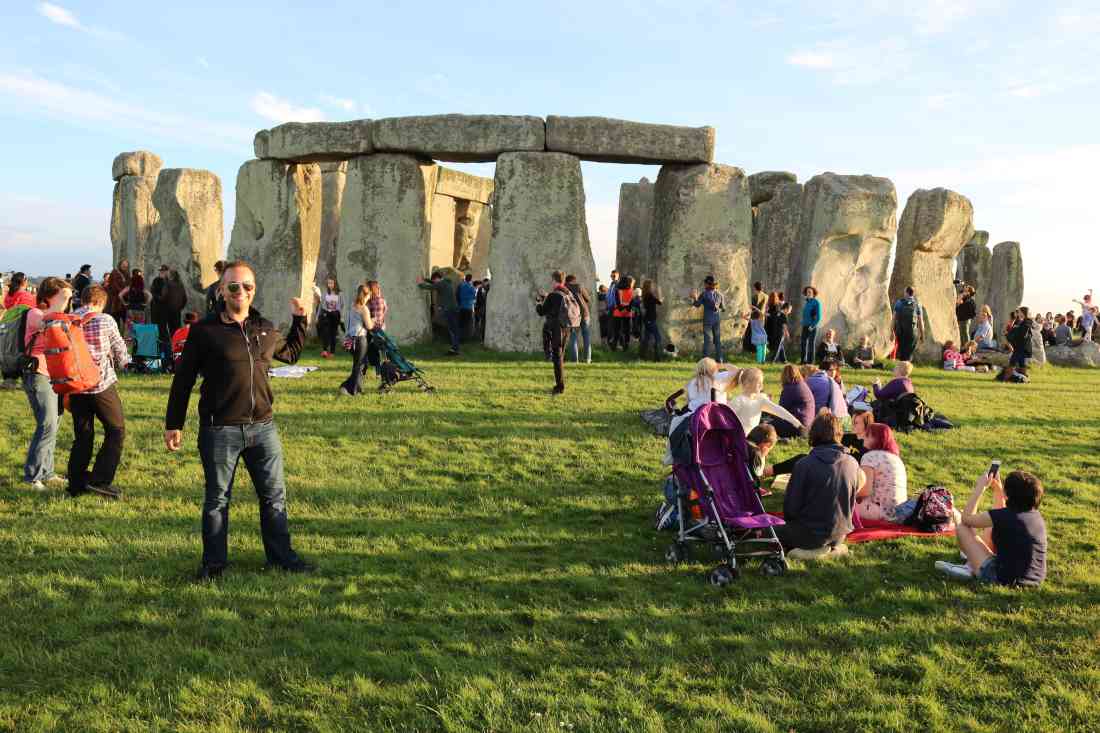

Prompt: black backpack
xmin=875 ymin=392 xmax=935 ymax=432
xmin=896 ymin=298 xmax=919 ymax=329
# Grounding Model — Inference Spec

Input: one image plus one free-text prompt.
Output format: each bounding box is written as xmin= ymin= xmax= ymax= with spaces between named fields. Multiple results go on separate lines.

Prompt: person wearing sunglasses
xmin=164 ymin=260 xmax=314 ymax=581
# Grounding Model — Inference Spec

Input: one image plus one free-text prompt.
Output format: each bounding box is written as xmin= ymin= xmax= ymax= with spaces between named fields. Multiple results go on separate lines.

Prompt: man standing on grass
xmin=165 ymin=260 xmax=314 ymax=581
xmin=536 ymin=270 xmax=573 ymax=395
xmin=417 ymin=271 xmax=461 ymax=356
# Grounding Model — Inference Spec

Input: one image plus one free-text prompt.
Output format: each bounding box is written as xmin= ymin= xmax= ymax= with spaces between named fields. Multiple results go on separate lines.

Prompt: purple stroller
xmin=666 ymin=402 xmax=788 ymax=585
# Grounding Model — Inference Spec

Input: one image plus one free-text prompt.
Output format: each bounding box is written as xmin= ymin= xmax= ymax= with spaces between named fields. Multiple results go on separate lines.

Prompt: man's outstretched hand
xmin=165 ymin=429 xmax=182 ymax=452
xmin=290 ymin=297 xmax=306 ymax=317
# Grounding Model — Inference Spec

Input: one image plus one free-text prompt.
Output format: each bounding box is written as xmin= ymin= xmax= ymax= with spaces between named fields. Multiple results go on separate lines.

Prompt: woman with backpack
xmin=611 ymin=276 xmax=636 ymax=352
xmin=4 ymin=273 xmax=36 ymax=310
xmin=856 ymin=423 xmax=908 ymax=523
xmin=21 ymin=277 xmax=73 ymax=491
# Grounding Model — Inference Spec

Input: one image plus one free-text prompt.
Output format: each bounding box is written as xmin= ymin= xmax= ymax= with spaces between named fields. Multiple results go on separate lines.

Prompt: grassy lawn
xmin=1 ymin=345 xmax=1098 ymax=732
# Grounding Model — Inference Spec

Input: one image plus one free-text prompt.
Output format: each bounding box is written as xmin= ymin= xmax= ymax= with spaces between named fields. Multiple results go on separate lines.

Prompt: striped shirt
xmin=367 ymin=296 xmax=387 ymax=330
xmin=76 ymin=308 xmax=130 ymax=393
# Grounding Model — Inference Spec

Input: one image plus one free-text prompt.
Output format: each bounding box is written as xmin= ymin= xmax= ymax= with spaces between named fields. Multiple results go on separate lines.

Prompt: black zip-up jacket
xmin=165 ymin=308 xmax=305 ymax=430
xmin=536 ymin=287 xmax=568 ymax=328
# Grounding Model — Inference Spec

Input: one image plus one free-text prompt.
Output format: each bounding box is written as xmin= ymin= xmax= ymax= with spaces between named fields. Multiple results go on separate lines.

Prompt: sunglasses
xmin=225 ymin=281 xmax=255 ymax=294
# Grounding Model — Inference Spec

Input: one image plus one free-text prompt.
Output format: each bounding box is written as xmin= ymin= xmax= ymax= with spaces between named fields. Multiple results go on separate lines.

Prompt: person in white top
xmin=684 ymin=357 xmax=741 ymax=412
xmin=856 ymin=423 xmax=908 ymax=522
xmin=315 ymin=276 xmax=345 ymax=359
xmin=728 ymin=367 xmax=803 ymax=434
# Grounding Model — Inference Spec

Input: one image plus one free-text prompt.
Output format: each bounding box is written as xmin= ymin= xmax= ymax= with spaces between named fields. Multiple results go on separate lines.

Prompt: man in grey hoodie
xmin=775 ymin=411 xmax=863 ymax=554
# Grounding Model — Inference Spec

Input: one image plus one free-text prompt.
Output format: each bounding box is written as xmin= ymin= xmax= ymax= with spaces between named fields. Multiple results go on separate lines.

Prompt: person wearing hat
xmin=799 ymin=286 xmax=821 ymax=364
xmin=689 ymin=275 xmax=725 ymax=361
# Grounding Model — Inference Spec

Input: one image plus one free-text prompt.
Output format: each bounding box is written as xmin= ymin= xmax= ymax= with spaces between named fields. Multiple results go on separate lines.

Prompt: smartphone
xmin=988 ymin=460 xmax=1001 ymax=478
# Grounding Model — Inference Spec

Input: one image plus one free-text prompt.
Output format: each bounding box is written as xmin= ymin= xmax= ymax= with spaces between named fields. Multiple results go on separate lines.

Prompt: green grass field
xmin=1 ymin=346 xmax=1098 ymax=732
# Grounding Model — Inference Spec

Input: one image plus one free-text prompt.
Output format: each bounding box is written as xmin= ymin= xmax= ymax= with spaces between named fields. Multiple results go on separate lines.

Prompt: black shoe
xmin=551 ymin=384 xmax=565 ymax=395
xmin=87 ymin=484 xmax=121 ymax=500
xmin=66 ymin=485 xmax=88 ymax=498
xmin=194 ymin=564 xmax=225 ymax=582
xmin=264 ymin=560 xmax=316 ymax=574
xmin=445 ymin=349 xmax=460 ymax=357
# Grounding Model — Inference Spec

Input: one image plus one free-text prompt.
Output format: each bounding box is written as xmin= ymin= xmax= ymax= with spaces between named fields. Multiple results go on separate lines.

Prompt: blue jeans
xmin=800 ymin=326 xmax=817 ymax=364
xmin=702 ymin=320 xmax=722 ymax=361
xmin=568 ymin=320 xmax=591 ymax=363
xmin=1009 ymin=350 xmax=1028 ymax=368
xmin=23 ymin=373 xmax=59 ymax=482
xmin=197 ymin=421 xmax=300 ymax=569
xmin=640 ymin=320 xmax=662 ymax=358
xmin=445 ymin=310 xmax=460 ymax=352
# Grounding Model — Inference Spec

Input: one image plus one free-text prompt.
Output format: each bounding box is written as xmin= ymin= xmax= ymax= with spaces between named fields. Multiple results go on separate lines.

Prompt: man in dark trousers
xmin=536 ymin=270 xmax=574 ymax=395
xmin=165 ymin=260 xmax=314 ymax=581
xmin=892 ymin=286 xmax=925 ymax=361
xmin=1006 ymin=306 xmax=1037 ymax=369
xmin=417 ymin=271 xmax=461 ymax=355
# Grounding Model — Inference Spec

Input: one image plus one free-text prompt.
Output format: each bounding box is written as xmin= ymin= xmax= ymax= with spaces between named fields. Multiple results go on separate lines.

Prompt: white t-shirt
xmin=322 ymin=293 xmax=341 ymax=313
xmin=728 ymin=392 xmax=802 ymax=433
xmin=685 ymin=371 xmax=735 ymax=412
xmin=858 ymin=450 xmax=908 ymax=522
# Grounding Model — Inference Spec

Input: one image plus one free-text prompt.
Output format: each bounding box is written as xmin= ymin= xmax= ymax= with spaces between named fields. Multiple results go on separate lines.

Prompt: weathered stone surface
xmin=429 ymin=194 xmax=457 ymax=271
xmin=545 ymin=116 xmax=714 ymax=164
xmin=485 ymin=152 xmax=597 ymax=351
xmin=112 ymin=151 xmax=163 ymax=181
xmin=751 ymin=181 xmax=802 ymax=295
xmin=336 ymin=154 xmax=438 ymax=343
xmin=1046 ymin=342 xmax=1100 ymax=367
xmin=317 ymin=161 xmax=347 ymax=283
xmin=436 ymin=167 xmax=494 ymax=203
xmin=988 ymin=241 xmax=1024 ymax=325
xmin=254 ymin=120 xmax=372 ymax=162
xmin=748 ymin=171 xmax=798 ymax=206
xmin=650 ymin=163 xmax=752 ymax=354
xmin=226 ymin=160 xmax=322 ymax=333
xmin=790 ymin=173 xmax=897 ymax=352
xmin=147 ymin=169 xmax=224 ymax=316
xmin=110 ymin=175 xmax=159 ymax=271
xmin=890 ymin=187 xmax=975 ymax=358
xmin=454 ymin=200 xmax=490 ymax=272
xmin=615 ymin=177 xmax=655 ymax=281
xmin=372 ymin=115 xmax=545 ymax=163
xmin=957 ymin=230 xmax=992 ymax=305
xmin=466 ymin=202 xmax=493 ymax=279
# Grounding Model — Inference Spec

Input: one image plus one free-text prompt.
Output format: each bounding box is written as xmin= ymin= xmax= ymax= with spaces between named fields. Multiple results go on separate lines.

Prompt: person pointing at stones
xmin=164 ymin=260 xmax=315 ymax=581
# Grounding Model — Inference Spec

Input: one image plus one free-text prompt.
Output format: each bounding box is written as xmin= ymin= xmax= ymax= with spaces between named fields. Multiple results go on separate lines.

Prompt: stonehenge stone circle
xmin=791 ymin=173 xmax=897 ymax=352
xmin=751 ymin=181 xmax=803 ymax=300
xmin=988 ymin=241 xmax=1024 ymax=324
xmin=227 ymin=160 xmax=322 ymax=333
xmin=545 ymin=116 xmax=715 ymax=164
xmin=436 ymin=167 xmax=494 ymax=203
xmin=890 ymin=187 xmax=975 ymax=357
xmin=454 ymin=199 xmax=490 ymax=273
xmin=372 ymin=114 xmax=545 ymax=163
xmin=485 ymin=152 xmax=597 ymax=351
xmin=466 ymin=202 xmax=493 ymax=279
xmin=146 ymin=168 xmax=223 ymax=317
xmin=747 ymin=171 xmax=798 ymax=206
xmin=1045 ymin=342 xmax=1100 ymax=368
xmin=111 ymin=174 xmax=159 ymax=272
xmin=254 ymin=120 xmax=372 ymax=162
xmin=112 ymin=151 xmax=163 ymax=181
xmin=615 ymin=177 xmax=655 ymax=282
xmin=429 ymin=194 xmax=458 ymax=272
xmin=336 ymin=154 xmax=438 ymax=344
xmin=318 ymin=161 xmax=347 ymax=283
xmin=958 ymin=230 xmax=992 ymax=305
xmin=650 ymin=163 xmax=752 ymax=355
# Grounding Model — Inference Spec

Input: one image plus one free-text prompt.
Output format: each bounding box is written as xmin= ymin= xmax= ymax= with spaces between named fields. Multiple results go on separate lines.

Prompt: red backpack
xmin=30 ymin=314 xmax=101 ymax=395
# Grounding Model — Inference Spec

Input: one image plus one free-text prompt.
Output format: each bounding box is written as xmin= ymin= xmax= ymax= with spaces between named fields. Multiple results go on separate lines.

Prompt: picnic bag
xmin=0 ymin=305 xmax=31 ymax=378
xmin=906 ymin=485 xmax=955 ymax=532
xmin=36 ymin=313 xmax=100 ymax=395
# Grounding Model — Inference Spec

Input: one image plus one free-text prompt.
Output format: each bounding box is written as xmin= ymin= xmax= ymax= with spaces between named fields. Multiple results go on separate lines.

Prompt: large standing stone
xmin=748 ymin=171 xmax=797 ymax=206
xmin=317 ymin=161 xmax=347 ymax=283
xmin=790 ymin=173 xmax=897 ymax=352
xmin=336 ymin=154 xmax=438 ymax=343
xmin=485 ymin=152 xmax=597 ymax=351
xmin=372 ymin=115 xmax=545 ymax=163
xmin=650 ymin=163 xmax=752 ymax=354
xmin=957 ymin=230 xmax=992 ymax=305
xmin=254 ymin=120 xmax=372 ymax=162
xmin=454 ymin=199 xmax=490 ymax=272
xmin=545 ymin=116 xmax=715 ymax=164
xmin=890 ymin=188 xmax=975 ymax=357
xmin=226 ymin=160 xmax=322 ymax=333
xmin=111 ymin=175 xmax=159 ymax=271
xmin=147 ymin=169 xmax=224 ymax=316
xmin=615 ymin=177 xmax=655 ymax=281
xmin=429 ymin=194 xmax=457 ymax=271
xmin=436 ymin=167 xmax=494 ymax=203
xmin=751 ymin=181 xmax=803 ymax=296
xmin=988 ymin=241 xmax=1024 ymax=325
xmin=466 ymin=202 xmax=493 ymax=279
xmin=1045 ymin=342 xmax=1100 ymax=368
xmin=111 ymin=151 xmax=162 ymax=181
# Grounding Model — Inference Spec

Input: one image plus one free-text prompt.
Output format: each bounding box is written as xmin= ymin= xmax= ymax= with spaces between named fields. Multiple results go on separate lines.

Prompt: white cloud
xmin=787 ymin=50 xmax=835 ymax=69
xmin=925 ymin=93 xmax=963 ymax=110
xmin=319 ymin=94 xmax=356 ymax=113
xmin=787 ymin=37 xmax=911 ymax=85
xmin=251 ymin=91 xmax=325 ymax=124
xmin=197 ymin=56 xmax=211 ymax=69
xmin=1009 ymin=85 xmax=1042 ymax=99
xmin=36 ymin=2 xmax=125 ymax=40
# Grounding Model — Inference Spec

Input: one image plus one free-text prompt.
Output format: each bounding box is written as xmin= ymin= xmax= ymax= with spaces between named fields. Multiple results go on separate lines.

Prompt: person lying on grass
xmin=935 ymin=469 xmax=1047 ymax=586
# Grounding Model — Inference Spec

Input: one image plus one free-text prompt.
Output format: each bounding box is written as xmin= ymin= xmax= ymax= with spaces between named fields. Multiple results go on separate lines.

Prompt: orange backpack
xmin=34 ymin=314 xmax=101 ymax=395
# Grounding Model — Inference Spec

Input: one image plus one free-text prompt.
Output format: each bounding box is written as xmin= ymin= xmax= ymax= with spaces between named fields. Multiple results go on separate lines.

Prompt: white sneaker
xmin=338 ymin=387 xmax=352 ymax=397
xmin=935 ymin=561 xmax=974 ymax=580
xmin=25 ymin=480 xmax=48 ymax=491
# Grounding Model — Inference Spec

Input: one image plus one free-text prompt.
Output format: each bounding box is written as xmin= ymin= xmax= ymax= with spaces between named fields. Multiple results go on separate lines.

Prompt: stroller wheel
xmin=708 ymin=564 xmax=738 ymax=587
xmin=664 ymin=542 xmax=688 ymax=564
xmin=761 ymin=557 xmax=788 ymax=577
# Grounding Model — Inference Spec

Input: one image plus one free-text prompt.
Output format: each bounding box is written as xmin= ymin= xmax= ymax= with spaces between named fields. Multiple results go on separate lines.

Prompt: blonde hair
xmin=800 ymin=364 xmax=819 ymax=377
xmin=895 ymin=360 xmax=914 ymax=378
xmin=692 ymin=358 xmax=740 ymax=393
xmin=740 ymin=367 xmax=763 ymax=394
xmin=980 ymin=304 xmax=992 ymax=320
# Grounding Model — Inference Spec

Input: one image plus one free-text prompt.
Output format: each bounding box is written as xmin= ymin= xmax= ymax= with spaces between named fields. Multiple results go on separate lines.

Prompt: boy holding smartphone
xmin=935 ymin=465 xmax=1047 ymax=586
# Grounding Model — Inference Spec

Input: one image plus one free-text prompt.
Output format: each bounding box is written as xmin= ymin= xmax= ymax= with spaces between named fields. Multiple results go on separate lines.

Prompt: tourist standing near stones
xmin=774 ymin=302 xmax=793 ymax=363
xmin=1006 ymin=307 xmax=1037 ymax=369
xmin=799 ymin=286 xmax=821 ymax=365
xmin=165 ymin=260 xmax=314 ymax=580
xmin=315 ymin=277 xmax=344 ymax=359
xmin=204 ymin=260 xmax=226 ymax=316
xmin=71 ymin=266 xmax=92 ymax=309
xmin=764 ymin=292 xmax=783 ymax=356
xmin=457 ymin=274 xmax=477 ymax=342
xmin=159 ymin=270 xmax=188 ymax=359
xmin=892 ymin=287 xmax=925 ymax=362
xmin=119 ymin=269 xmax=151 ymax=324
xmin=474 ymin=278 xmax=489 ymax=342
xmin=535 ymin=270 xmax=572 ymax=395
xmin=689 ymin=275 xmax=725 ymax=362
xmin=339 ymin=284 xmax=375 ymax=397
xmin=417 ymin=272 xmax=461 ymax=356
xmin=68 ymin=285 xmax=129 ymax=499
xmin=606 ymin=269 xmax=620 ymax=346
xmin=565 ymin=274 xmax=592 ymax=364
xmin=21 ymin=277 xmax=73 ymax=491
xmin=956 ymin=285 xmax=977 ymax=345
xmin=596 ymin=284 xmax=610 ymax=347
xmin=611 ymin=276 xmax=636 ymax=352
xmin=639 ymin=279 xmax=663 ymax=362
xmin=106 ymin=260 xmax=130 ymax=327
xmin=150 ymin=265 xmax=170 ymax=335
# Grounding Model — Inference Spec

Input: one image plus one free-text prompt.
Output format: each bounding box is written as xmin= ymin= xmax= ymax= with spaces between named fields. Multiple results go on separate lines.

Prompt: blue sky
xmin=1 ymin=0 xmax=1097 ymax=314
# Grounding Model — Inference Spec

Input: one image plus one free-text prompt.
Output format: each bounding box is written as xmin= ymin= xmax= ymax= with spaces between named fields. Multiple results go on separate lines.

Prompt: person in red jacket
xmin=4 ymin=272 xmax=37 ymax=310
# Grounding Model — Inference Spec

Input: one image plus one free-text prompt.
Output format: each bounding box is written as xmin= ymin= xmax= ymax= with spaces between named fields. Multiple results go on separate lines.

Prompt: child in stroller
xmin=371 ymin=329 xmax=435 ymax=393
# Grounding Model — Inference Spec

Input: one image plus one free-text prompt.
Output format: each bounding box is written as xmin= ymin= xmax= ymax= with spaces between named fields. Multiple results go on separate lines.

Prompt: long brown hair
xmin=781 ymin=364 xmax=803 ymax=385
xmin=354 ymin=284 xmax=370 ymax=308
xmin=641 ymin=279 xmax=657 ymax=299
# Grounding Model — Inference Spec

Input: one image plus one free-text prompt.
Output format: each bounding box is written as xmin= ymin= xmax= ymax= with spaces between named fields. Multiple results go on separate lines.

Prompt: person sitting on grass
xmin=805 ymin=361 xmax=848 ymax=419
xmin=815 ymin=328 xmax=846 ymax=365
xmin=776 ymin=363 xmax=814 ymax=439
xmin=729 ymin=367 xmax=803 ymax=435
xmin=942 ymin=340 xmax=977 ymax=372
xmin=855 ymin=423 xmax=908 ymax=523
xmin=683 ymin=357 xmax=741 ymax=412
xmin=774 ymin=410 xmax=864 ymax=558
xmin=842 ymin=405 xmax=874 ymax=460
xmin=851 ymin=335 xmax=881 ymax=369
xmin=872 ymin=361 xmax=915 ymax=401
xmin=747 ymin=424 xmax=806 ymax=493
xmin=935 ymin=469 xmax=1046 ymax=586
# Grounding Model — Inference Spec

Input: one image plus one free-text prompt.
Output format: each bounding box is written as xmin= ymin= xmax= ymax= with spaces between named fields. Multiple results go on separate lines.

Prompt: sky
xmin=1 ymin=0 xmax=1097 ymax=315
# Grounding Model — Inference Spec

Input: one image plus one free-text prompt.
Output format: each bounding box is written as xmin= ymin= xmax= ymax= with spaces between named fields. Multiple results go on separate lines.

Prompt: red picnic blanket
xmin=767 ymin=513 xmax=954 ymax=544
